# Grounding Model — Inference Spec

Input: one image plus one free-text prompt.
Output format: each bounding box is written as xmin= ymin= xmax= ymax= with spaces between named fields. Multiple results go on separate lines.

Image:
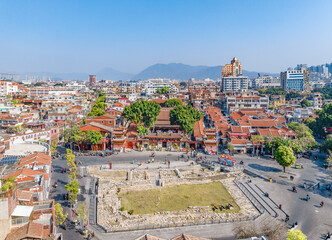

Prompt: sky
xmin=0 ymin=0 xmax=332 ymax=74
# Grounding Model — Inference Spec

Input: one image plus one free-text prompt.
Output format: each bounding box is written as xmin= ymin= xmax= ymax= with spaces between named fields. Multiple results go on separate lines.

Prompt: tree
xmin=300 ymin=99 xmax=312 ymax=108
xmin=288 ymin=122 xmax=314 ymax=139
xmin=55 ymin=203 xmax=68 ymax=226
xmin=304 ymin=118 xmax=317 ymax=133
xmin=170 ymin=105 xmax=203 ymax=134
xmin=287 ymin=229 xmax=307 ymax=240
xmin=65 ymin=179 xmax=79 ymax=204
xmin=77 ymin=203 xmax=88 ymax=222
xmin=86 ymin=131 xmax=103 ymax=151
xmin=227 ymin=143 xmax=235 ymax=152
xmin=320 ymin=138 xmax=332 ymax=153
xmin=285 ymin=92 xmax=301 ymax=101
xmin=312 ymin=103 xmax=332 ymax=136
xmin=268 ymin=136 xmax=291 ymax=151
xmin=88 ymin=93 xmax=106 ymax=116
xmin=122 ymin=100 xmax=161 ymax=127
xmin=274 ymin=145 xmax=296 ymax=172
xmin=258 ymin=88 xmax=286 ymax=95
xmin=180 ymin=82 xmax=187 ymax=87
xmin=165 ymin=98 xmax=183 ymax=107
xmin=156 ymin=86 xmax=169 ymax=94
xmin=137 ymin=125 xmax=148 ymax=136
xmin=70 ymin=129 xmax=86 ymax=152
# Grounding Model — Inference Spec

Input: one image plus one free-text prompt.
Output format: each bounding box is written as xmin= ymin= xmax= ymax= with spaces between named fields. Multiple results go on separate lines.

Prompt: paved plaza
xmin=51 ymin=147 xmax=332 ymax=240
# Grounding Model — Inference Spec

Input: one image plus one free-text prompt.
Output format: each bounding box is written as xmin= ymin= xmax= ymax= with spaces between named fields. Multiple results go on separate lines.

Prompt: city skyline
xmin=0 ymin=0 xmax=332 ymax=74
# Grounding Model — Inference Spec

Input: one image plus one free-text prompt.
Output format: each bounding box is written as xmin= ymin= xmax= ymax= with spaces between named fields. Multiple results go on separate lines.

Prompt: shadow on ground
xmin=248 ymin=163 xmax=282 ymax=173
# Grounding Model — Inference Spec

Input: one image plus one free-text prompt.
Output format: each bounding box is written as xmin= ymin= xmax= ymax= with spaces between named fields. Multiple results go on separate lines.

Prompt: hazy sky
xmin=0 ymin=0 xmax=332 ymax=74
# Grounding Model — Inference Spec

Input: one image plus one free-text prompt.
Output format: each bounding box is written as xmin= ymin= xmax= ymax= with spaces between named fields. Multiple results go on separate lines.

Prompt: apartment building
xmin=0 ymin=81 xmax=19 ymax=96
xmin=221 ymin=76 xmax=249 ymax=91
xmin=222 ymin=92 xmax=269 ymax=112
xmin=144 ymin=78 xmax=178 ymax=95
xmin=252 ymin=75 xmax=281 ymax=89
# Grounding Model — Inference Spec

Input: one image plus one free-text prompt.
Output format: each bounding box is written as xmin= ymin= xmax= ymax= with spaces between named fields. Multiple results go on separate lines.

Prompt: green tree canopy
xmin=156 ymin=86 xmax=169 ymax=94
xmin=313 ymin=87 xmax=332 ymax=100
xmin=86 ymin=131 xmax=103 ymax=145
xmin=179 ymin=82 xmax=187 ymax=87
xmin=287 ymin=229 xmax=307 ymax=240
xmin=320 ymin=138 xmax=332 ymax=152
xmin=122 ymin=100 xmax=161 ymax=127
xmin=137 ymin=125 xmax=148 ymax=136
xmin=258 ymin=88 xmax=286 ymax=95
xmin=313 ymin=102 xmax=332 ymax=136
xmin=65 ymin=179 xmax=79 ymax=203
xmin=170 ymin=105 xmax=203 ymax=134
xmin=165 ymin=98 xmax=183 ymax=107
xmin=88 ymin=92 xmax=106 ymax=116
xmin=274 ymin=145 xmax=296 ymax=172
xmin=265 ymin=136 xmax=291 ymax=151
xmin=288 ymin=122 xmax=314 ymax=139
xmin=300 ymin=99 xmax=312 ymax=108
xmin=286 ymin=92 xmax=301 ymax=101
xmin=55 ymin=203 xmax=68 ymax=226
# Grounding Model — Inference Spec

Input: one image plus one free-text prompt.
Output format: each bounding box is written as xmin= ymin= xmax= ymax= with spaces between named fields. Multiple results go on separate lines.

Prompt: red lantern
xmin=160 ymin=140 xmax=162 ymax=142
xmin=167 ymin=140 xmax=170 ymax=142
xmin=174 ymin=140 xmax=177 ymax=143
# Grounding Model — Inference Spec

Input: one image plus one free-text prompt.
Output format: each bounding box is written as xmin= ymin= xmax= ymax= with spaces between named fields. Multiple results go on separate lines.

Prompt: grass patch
xmin=119 ymin=181 xmax=239 ymax=215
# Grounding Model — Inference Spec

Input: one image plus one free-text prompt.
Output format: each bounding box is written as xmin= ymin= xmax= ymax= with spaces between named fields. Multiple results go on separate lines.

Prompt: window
xmin=109 ymin=120 xmax=112 ymax=124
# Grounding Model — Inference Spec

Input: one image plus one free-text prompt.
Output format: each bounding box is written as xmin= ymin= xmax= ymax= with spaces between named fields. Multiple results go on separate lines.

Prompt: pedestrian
xmin=303 ymin=182 xmax=306 ymax=189
xmin=65 ymin=167 xmax=67 ymax=172
xmin=326 ymin=232 xmax=331 ymax=239
xmin=285 ymin=215 xmax=289 ymax=222
xmin=275 ymin=213 xmax=279 ymax=218
xmin=279 ymin=204 xmax=282 ymax=209
xmin=62 ymin=168 xmax=64 ymax=173
xmin=320 ymin=201 xmax=324 ymax=207
xmin=63 ymin=221 xmax=66 ymax=230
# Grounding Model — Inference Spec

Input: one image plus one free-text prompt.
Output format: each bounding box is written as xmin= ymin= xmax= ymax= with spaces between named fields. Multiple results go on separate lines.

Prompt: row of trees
xmin=88 ymin=91 xmax=106 ymax=116
xmin=55 ymin=149 xmax=88 ymax=227
xmin=170 ymin=104 xmax=203 ymax=134
xmin=258 ymin=88 xmax=302 ymax=100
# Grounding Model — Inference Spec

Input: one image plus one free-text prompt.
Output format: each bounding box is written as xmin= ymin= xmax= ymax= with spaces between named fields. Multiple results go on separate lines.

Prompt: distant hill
xmin=96 ymin=68 xmax=133 ymax=81
xmin=12 ymin=63 xmax=279 ymax=81
xmin=133 ymin=63 xmax=279 ymax=80
xmin=15 ymin=67 xmax=133 ymax=81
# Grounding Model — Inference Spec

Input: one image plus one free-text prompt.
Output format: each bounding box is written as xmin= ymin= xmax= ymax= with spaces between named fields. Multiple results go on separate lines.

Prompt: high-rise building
xmin=222 ymin=76 xmax=249 ymax=91
xmin=89 ymin=75 xmax=97 ymax=84
xmin=281 ymin=67 xmax=310 ymax=92
xmin=221 ymin=57 xmax=242 ymax=78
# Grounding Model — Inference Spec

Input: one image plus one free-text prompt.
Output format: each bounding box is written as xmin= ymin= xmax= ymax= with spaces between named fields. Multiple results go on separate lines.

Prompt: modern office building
xmin=222 ymin=76 xmax=249 ymax=91
xmin=221 ymin=57 xmax=242 ymax=78
xmin=89 ymin=75 xmax=97 ymax=85
xmin=281 ymin=68 xmax=310 ymax=92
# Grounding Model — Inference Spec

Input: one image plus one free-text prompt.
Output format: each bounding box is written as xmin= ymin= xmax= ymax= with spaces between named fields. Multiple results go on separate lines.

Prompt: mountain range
xmin=16 ymin=63 xmax=279 ymax=81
